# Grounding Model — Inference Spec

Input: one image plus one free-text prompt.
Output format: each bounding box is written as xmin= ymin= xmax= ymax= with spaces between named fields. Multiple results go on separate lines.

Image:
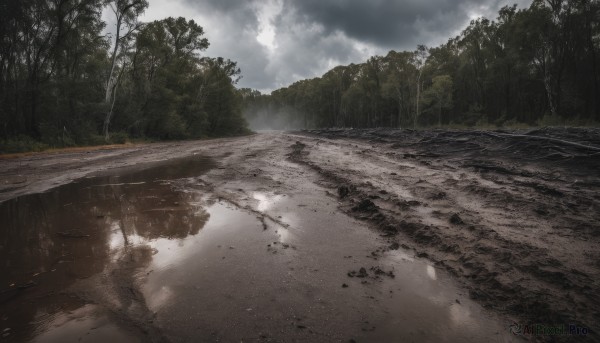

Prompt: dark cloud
xmin=179 ymin=0 xmax=259 ymax=31
xmin=290 ymin=0 xmax=459 ymax=47
xmin=142 ymin=0 xmax=531 ymax=92
xmin=287 ymin=0 xmax=530 ymax=48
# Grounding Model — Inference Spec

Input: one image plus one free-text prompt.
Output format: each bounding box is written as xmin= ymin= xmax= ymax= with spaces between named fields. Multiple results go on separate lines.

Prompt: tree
xmin=103 ymin=0 xmax=148 ymax=140
xmin=413 ymin=45 xmax=429 ymax=128
xmin=422 ymin=75 xmax=453 ymax=126
xmin=381 ymin=51 xmax=418 ymax=128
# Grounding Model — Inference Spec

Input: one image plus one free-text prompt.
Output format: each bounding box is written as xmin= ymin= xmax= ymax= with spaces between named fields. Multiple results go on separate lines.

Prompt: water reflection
xmin=0 ymin=156 xmax=214 ymax=341
xmin=252 ymin=192 xmax=285 ymax=212
xmin=31 ymin=304 xmax=140 ymax=343
xmin=360 ymin=247 xmax=511 ymax=342
xmin=427 ymin=265 xmax=437 ymax=280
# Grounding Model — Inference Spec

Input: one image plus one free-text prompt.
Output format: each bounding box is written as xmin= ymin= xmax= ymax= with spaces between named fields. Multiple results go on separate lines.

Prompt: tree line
xmin=0 ymin=0 xmax=248 ymax=151
xmin=242 ymin=0 xmax=600 ymax=130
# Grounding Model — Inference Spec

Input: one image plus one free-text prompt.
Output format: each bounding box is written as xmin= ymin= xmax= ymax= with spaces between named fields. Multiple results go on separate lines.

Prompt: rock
xmin=342 ymin=283 xmax=349 ymax=288
xmin=389 ymin=242 xmax=400 ymax=250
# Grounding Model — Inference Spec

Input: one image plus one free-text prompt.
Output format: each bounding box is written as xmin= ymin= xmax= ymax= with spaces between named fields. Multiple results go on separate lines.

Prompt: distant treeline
xmin=0 ymin=0 xmax=248 ymax=152
xmin=242 ymin=0 xmax=600 ymax=130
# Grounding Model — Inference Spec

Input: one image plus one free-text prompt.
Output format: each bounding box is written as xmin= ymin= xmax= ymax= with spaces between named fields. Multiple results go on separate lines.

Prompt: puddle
xmin=30 ymin=304 xmax=140 ymax=343
xmin=234 ymin=186 xmax=517 ymax=342
xmin=0 ymin=154 xmax=517 ymax=342
xmin=252 ymin=192 xmax=285 ymax=212
xmin=0 ymin=155 xmax=215 ymax=341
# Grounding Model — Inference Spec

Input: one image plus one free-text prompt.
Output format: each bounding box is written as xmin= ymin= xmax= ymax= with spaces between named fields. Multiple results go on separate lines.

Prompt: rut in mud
xmin=290 ymin=128 xmax=600 ymax=338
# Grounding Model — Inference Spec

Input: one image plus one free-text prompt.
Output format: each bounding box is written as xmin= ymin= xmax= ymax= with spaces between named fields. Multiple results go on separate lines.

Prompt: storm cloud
xmin=139 ymin=0 xmax=531 ymax=93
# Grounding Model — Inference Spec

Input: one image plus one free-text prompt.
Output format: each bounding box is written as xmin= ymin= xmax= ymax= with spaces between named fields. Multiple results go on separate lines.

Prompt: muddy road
xmin=0 ymin=129 xmax=598 ymax=342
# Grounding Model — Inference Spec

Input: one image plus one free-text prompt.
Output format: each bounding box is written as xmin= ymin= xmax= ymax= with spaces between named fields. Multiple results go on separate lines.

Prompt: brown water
xmin=0 ymin=155 xmax=518 ymax=342
xmin=0 ymin=156 xmax=215 ymax=342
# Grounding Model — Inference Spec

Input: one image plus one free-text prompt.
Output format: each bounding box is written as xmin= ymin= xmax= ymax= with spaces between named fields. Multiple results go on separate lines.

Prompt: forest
xmin=2 ymin=0 xmax=599 ymax=152
xmin=243 ymin=0 xmax=600 ymax=130
xmin=0 ymin=0 xmax=249 ymax=152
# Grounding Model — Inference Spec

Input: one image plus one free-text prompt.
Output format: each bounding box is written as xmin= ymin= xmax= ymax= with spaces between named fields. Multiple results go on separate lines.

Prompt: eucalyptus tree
xmin=103 ymin=0 xmax=148 ymax=140
xmin=412 ymin=45 xmax=429 ymax=128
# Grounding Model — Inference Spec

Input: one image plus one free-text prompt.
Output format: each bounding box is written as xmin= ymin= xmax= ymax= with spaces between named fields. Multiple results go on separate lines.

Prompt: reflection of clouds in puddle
xmin=449 ymin=303 xmax=475 ymax=328
xmin=426 ymin=265 xmax=437 ymax=280
xmin=146 ymin=285 xmax=174 ymax=311
xmin=253 ymin=192 xmax=284 ymax=212
xmin=109 ymin=229 xmax=124 ymax=251
xmin=140 ymin=202 xmax=270 ymax=312
xmin=147 ymin=238 xmax=194 ymax=270
xmin=275 ymin=226 xmax=293 ymax=244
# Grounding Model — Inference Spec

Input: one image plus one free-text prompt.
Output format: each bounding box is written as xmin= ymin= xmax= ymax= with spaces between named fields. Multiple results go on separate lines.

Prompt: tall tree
xmin=413 ymin=45 xmax=429 ymax=128
xmin=103 ymin=0 xmax=148 ymax=140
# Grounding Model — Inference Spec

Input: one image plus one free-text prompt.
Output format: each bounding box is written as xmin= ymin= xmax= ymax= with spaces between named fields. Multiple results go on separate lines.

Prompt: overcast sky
xmin=128 ymin=0 xmax=530 ymax=93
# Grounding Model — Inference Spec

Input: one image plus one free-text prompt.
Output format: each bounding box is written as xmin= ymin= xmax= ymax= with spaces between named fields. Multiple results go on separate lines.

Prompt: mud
xmin=0 ymin=129 xmax=598 ymax=341
xmin=296 ymin=128 xmax=600 ymax=340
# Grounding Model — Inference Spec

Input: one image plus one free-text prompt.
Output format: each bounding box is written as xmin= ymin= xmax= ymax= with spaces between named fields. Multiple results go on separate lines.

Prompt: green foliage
xmin=0 ymin=2 xmax=248 ymax=151
xmin=115 ymin=18 xmax=246 ymax=140
xmin=108 ymin=132 xmax=129 ymax=144
xmin=422 ymin=75 xmax=453 ymax=126
xmin=0 ymin=137 xmax=50 ymax=154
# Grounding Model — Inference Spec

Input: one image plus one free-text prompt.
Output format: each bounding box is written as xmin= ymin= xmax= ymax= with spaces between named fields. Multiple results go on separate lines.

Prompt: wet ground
xmin=0 ymin=129 xmax=598 ymax=342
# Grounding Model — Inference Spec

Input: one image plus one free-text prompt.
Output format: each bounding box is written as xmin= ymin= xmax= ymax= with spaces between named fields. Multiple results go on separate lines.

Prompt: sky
xmin=115 ymin=0 xmax=531 ymax=93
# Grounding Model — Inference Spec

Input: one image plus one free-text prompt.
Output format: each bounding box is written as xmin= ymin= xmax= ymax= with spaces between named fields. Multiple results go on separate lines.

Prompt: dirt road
xmin=0 ymin=129 xmax=598 ymax=342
